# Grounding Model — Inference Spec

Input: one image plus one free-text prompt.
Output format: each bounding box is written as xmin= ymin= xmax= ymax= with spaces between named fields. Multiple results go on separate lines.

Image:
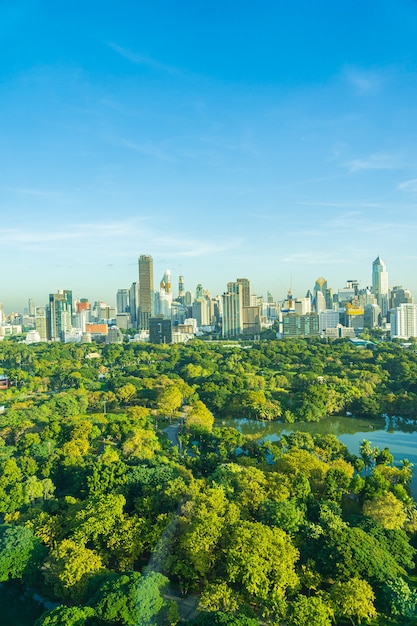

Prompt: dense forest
xmin=1 ymin=337 xmax=417 ymax=625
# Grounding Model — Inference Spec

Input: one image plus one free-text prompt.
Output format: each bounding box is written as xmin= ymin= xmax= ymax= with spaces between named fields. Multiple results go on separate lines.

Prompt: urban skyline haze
xmin=2 ymin=1 xmax=417 ymax=310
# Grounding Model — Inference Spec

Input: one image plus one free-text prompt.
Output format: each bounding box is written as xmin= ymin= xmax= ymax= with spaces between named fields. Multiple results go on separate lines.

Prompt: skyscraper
xmin=138 ymin=254 xmax=154 ymax=330
xmin=372 ymin=256 xmax=389 ymax=317
xmin=236 ymin=278 xmax=251 ymax=307
xmin=129 ymin=282 xmax=139 ymax=328
xmin=178 ymin=275 xmax=185 ymax=302
xmin=222 ymin=282 xmax=243 ymax=338
xmin=391 ymin=303 xmax=417 ymax=339
xmin=116 ymin=289 xmax=129 ymax=315
xmin=47 ymin=290 xmax=72 ymax=341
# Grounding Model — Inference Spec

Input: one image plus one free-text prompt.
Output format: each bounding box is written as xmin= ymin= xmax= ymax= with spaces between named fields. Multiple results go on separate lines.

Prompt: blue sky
xmin=2 ymin=1 xmax=417 ymax=311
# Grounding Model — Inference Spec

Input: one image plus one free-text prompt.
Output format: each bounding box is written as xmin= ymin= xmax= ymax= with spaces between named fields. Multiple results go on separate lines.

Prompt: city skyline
xmin=0 ymin=253 xmax=411 ymax=316
xmin=2 ymin=2 xmax=417 ymax=310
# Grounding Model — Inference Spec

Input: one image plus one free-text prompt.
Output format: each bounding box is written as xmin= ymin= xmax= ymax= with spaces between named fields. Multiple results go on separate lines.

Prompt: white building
xmin=391 ymin=303 xmax=417 ymax=339
xmin=295 ymin=297 xmax=312 ymax=315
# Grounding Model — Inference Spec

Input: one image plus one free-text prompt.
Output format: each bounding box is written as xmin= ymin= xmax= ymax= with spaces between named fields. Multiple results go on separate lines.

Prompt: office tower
xmin=222 ymin=282 xmax=243 ymax=338
xmin=319 ymin=309 xmax=340 ymax=333
xmin=149 ymin=316 xmax=172 ymax=344
xmin=282 ymin=313 xmax=319 ymax=337
xmin=338 ymin=281 xmax=357 ymax=305
xmin=157 ymin=269 xmax=172 ymax=319
xmin=47 ymin=290 xmax=72 ymax=341
xmin=390 ymin=286 xmax=414 ymax=309
xmin=236 ymin=278 xmax=251 ymax=307
xmin=184 ymin=291 xmax=193 ymax=307
xmin=138 ymin=254 xmax=154 ymax=330
xmin=267 ymin=291 xmax=274 ymax=304
xmin=192 ymin=299 xmax=210 ymax=327
xmin=372 ymin=256 xmax=389 ymax=317
xmin=314 ymin=290 xmax=326 ymax=313
xmin=160 ymin=269 xmax=172 ymax=294
xmin=195 ymin=284 xmax=204 ymax=300
xmin=116 ymin=289 xmax=129 ymax=315
xmin=35 ymin=307 xmax=48 ymax=342
xmin=106 ymin=326 xmax=123 ymax=344
xmin=28 ymin=299 xmax=36 ymax=316
xmin=129 ymin=282 xmax=139 ymax=327
xmin=242 ymin=306 xmax=261 ymax=337
xmin=314 ymin=277 xmax=333 ymax=310
xmin=0 ymin=303 xmax=3 ymax=325
xmin=178 ymin=275 xmax=185 ymax=301
xmin=295 ymin=298 xmax=312 ymax=315
xmin=364 ymin=303 xmax=381 ymax=329
xmin=391 ymin=303 xmax=417 ymax=339
xmin=76 ymin=298 xmax=90 ymax=313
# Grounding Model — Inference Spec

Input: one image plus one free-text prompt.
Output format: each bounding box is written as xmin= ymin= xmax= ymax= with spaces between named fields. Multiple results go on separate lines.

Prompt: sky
xmin=2 ymin=0 xmax=417 ymax=312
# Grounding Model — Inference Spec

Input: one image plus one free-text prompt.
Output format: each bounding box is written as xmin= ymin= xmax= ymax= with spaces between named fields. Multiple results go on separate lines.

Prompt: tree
xmin=381 ymin=577 xmax=417 ymax=619
xmin=122 ymin=427 xmax=161 ymax=460
xmin=184 ymin=400 xmax=214 ymax=434
xmin=134 ymin=571 xmax=169 ymax=626
xmin=225 ymin=521 xmax=299 ymax=614
xmin=90 ymin=571 xmax=144 ymax=625
xmin=0 ymin=458 xmax=25 ymax=513
xmin=359 ymin=439 xmax=377 ymax=475
xmin=363 ymin=491 xmax=407 ymax=530
xmin=188 ymin=612 xmax=260 ymax=625
xmin=116 ymin=383 xmax=137 ymax=404
xmin=330 ymin=578 xmax=376 ymax=625
xmin=157 ymin=385 xmax=183 ymax=417
xmin=44 ymin=539 xmax=104 ymax=601
xmin=199 ymin=581 xmax=241 ymax=613
xmin=287 ymin=594 xmax=333 ymax=626
xmin=171 ymin=487 xmax=237 ymax=588
xmin=0 ymin=524 xmax=44 ymax=583
xmin=35 ymin=606 xmax=95 ymax=626
xmin=258 ymin=499 xmax=303 ymax=534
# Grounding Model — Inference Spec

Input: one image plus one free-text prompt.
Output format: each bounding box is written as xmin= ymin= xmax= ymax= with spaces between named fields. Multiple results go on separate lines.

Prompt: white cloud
xmin=344 ymin=153 xmax=402 ymax=173
xmin=1 ymin=219 xmax=241 ymax=262
xmin=398 ymin=178 xmax=417 ymax=192
xmin=281 ymin=252 xmax=344 ymax=265
xmin=344 ymin=67 xmax=383 ymax=94
xmin=115 ymin=138 xmax=176 ymax=162
xmin=107 ymin=42 xmax=181 ymax=76
xmin=2 ymin=186 xmax=64 ymax=198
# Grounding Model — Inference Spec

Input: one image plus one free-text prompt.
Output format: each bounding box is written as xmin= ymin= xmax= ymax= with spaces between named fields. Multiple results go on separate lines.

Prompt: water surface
xmin=219 ymin=415 xmax=417 ymax=499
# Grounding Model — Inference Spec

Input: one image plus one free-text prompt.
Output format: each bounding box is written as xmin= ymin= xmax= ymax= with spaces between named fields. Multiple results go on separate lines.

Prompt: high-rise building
xmin=47 ymin=290 xmax=72 ymax=341
xmin=129 ymin=282 xmax=139 ymax=328
xmin=138 ymin=255 xmax=154 ymax=330
xmin=222 ymin=282 xmax=243 ymax=338
xmin=364 ymin=303 xmax=381 ymax=329
xmin=156 ymin=269 xmax=172 ymax=319
xmin=192 ymin=299 xmax=210 ymax=327
xmin=236 ymin=278 xmax=251 ymax=307
xmin=390 ymin=286 xmax=414 ymax=309
xmin=391 ymin=303 xmax=417 ymax=339
xmin=28 ymin=298 xmax=36 ymax=316
xmin=149 ymin=316 xmax=172 ymax=344
xmin=282 ymin=313 xmax=319 ymax=337
xmin=116 ymin=289 xmax=129 ymax=315
xmin=242 ymin=306 xmax=261 ymax=337
xmin=76 ymin=299 xmax=90 ymax=313
xmin=35 ymin=307 xmax=48 ymax=342
xmin=160 ymin=269 xmax=172 ymax=294
xmin=372 ymin=256 xmax=389 ymax=317
xmin=178 ymin=275 xmax=185 ymax=301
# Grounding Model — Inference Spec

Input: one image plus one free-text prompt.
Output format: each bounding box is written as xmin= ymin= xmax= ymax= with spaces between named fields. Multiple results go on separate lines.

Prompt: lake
xmin=219 ymin=415 xmax=417 ymax=499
